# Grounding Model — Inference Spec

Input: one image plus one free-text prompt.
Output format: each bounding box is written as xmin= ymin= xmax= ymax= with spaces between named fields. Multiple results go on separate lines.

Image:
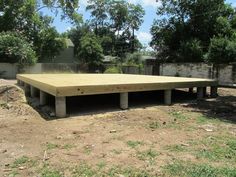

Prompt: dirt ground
xmin=0 ymin=79 xmax=236 ymax=177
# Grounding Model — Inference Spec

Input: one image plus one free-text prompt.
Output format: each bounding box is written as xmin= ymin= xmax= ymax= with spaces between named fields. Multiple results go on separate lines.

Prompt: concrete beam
xmin=55 ymin=96 xmax=66 ymax=118
xmin=120 ymin=92 xmax=128 ymax=109
xmin=30 ymin=86 xmax=38 ymax=97
xmin=197 ymin=87 xmax=204 ymax=99
xmin=24 ymin=83 xmax=30 ymax=96
xmin=164 ymin=90 xmax=172 ymax=105
xmin=40 ymin=90 xmax=47 ymax=106
xmin=210 ymin=86 xmax=218 ymax=98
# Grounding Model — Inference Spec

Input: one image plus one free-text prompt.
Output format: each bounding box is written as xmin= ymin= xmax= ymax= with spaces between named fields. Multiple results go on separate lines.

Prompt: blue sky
xmin=41 ymin=0 xmax=236 ymax=48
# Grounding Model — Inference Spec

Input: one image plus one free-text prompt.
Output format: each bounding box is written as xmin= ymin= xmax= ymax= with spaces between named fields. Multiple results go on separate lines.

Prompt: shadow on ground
xmin=25 ymin=87 xmax=236 ymax=123
xmin=29 ymin=89 xmax=198 ymax=120
xmin=184 ymin=94 xmax=236 ymax=123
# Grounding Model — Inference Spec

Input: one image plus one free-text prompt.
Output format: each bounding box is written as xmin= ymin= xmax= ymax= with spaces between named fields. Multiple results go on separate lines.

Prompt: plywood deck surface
xmin=17 ymin=74 xmax=217 ymax=96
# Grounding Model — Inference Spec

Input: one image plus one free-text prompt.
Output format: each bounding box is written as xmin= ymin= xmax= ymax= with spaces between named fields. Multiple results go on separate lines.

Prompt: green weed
xmin=165 ymin=144 xmax=186 ymax=152
xmin=163 ymin=161 xmax=236 ymax=177
xmin=126 ymin=140 xmax=144 ymax=148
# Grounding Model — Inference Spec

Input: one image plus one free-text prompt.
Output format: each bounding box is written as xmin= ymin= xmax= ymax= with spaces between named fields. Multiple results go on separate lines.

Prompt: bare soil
xmin=0 ymin=79 xmax=235 ymax=176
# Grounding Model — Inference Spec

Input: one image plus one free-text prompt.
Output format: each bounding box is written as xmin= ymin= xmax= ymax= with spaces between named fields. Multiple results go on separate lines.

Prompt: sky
xmin=41 ymin=0 xmax=236 ymax=49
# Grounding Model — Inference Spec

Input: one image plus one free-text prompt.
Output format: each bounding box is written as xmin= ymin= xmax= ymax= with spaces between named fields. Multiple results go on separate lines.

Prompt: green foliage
xmin=104 ymin=66 xmax=122 ymax=73
xmin=0 ymin=32 xmax=37 ymax=65
xmin=179 ymin=39 xmax=203 ymax=62
xmin=78 ymin=34 xmax=104 ymax=72
xmin=37 ymin=28 xmax=67 ymax=62
xmin=206 ymin=36 xmax=236 ymax=64
xmin=148 ymin=121 xmax=161 ymax=130
xmin=11 ymin=156 xmax=29 ymax=168
xmin=151 ymin=0 xmax=236 ymax=63
xmin=163 ymin=161 xmax=236 ymax=177
xmin=41 ymin=164 xmax=62 ymax=177
xmin=125 ymin=52 xmax=142 ymax=65
xmin=126 ymin=140 xmax=144 ymax=148
xmin=137 ymin=149 xmax=159 ymax=162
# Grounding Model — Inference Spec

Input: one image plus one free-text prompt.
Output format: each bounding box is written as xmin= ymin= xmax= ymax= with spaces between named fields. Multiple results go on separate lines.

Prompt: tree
xmin=150 ymin=0 xmax=236 ymax=63
xmin=86 ymin=0 xmax=110 ymax=34
xmin=109 ymin=0 xmax=128 ymax=36
xmin=78 ymin=34 xmax=104 ymax=72
xmin=0 ymin=0 xmax=68 ymax=61
xmin=0 ymin=32 xmax=37 ymax=65
xmin=127 ymin=4 xmax=145 ymax=52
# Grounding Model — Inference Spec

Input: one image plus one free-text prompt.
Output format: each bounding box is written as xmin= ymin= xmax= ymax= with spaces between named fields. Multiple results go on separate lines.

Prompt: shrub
xmin=125 ymin=52 xmax=142 ymax=65
xmin=178 ymin=39 xmax=204 ymax=62
xmin=205 ymin=37 xmax=236 ymax=64
xmin=104 ymin=66 xmax=122 ymax=73
xmin=0 ymin=32 xmax=37 ymax=65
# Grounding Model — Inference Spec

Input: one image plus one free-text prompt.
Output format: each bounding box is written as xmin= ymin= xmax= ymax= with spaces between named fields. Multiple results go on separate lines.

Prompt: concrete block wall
xmin=157 ymin=63 xmax=236 ymax=87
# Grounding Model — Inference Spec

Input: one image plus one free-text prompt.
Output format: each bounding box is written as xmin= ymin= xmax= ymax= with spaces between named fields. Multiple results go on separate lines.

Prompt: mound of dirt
xmin=0 ymin=84 xmax=37 ymax=116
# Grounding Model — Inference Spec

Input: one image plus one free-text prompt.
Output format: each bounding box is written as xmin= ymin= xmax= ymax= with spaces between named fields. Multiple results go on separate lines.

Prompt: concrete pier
xmin=210 ymin=86 xmax=218 ymax=98
xmin=197 ymin=87 xmax=204 ymax=99
xmin=164 ymin=90 xmax=172 ymax=105
xmin=55 ymin=97 xmax=66 ymax=117
xmin=120 ymin=92 xmax=128 ymax=110
xmin=24 ymin=83 xmax=30 ymax=96
xmin=30 ymin=86 xmax=38 ymax=97
xmin=40 ymin=90 xmax=47 ymax=106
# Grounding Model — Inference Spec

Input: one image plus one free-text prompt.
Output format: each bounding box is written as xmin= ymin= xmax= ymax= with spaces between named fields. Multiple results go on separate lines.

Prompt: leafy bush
xmin=178 ymin=39 xmax=204 ymax=62
xmin=205 ymin=37 xmax=236 ymax=64
xmin=78 ymin=34 xmax=104 ymax=72
xmin=125 ymin=52 xmax=142 ymax=65
xmin=104 ymin=66 xmax=122 ymax=74
xmin=0 ymin=32 xmax=37 ymax=65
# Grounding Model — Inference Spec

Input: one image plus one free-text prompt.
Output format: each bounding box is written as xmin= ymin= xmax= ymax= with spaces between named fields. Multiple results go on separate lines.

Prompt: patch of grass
xmin=195 ymin=137 xmax=236 ymax=162
xmin=163 ymin=161 xmax=236 ymax=177
xmin=72 ymin=164 xmax=96 ymax=177
xmin=196 ymin=115 xmax=220 ymax=124
xmin=111 ymin=149 xmax=122 ymax=154
xmin=84 ymin=145 xmax=93 ymax=155
xmin=96 ymin=161 xmax=106 ymax=170
xmin=170 ymin=111 xmax=188 ymax=120
xmin=40 ymin=164 xmax=62 ymax=177
xmin=8 ymin=170 xmax=19 ymax=177
xmin=11 ymin=156 xmax=29 ymax=168
xmin=62 ymin=144 xmax=75 ymax=150
xmin=46 ymin=143 xmax=59 ymax=150
xmin=126 ymin=140 xmax=144 ymax=148
xmin=137 ymin=149 xmax=159 ymax=164
xmin=165 ymin=144 xmax=186 ymax=152
xmin=107 ymin=165 xmax=151 ymax=177
xmin=149 ymin=121 xmax=161 ymax=130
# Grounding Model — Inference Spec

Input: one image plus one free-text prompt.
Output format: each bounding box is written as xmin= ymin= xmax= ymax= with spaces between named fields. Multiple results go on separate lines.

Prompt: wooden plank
xmin=17 ymin=74 xmax=218 ymax=97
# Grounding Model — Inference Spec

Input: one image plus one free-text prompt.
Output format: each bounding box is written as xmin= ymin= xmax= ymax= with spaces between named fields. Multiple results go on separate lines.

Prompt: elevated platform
xmin=17 ymin=74 xmax=218 ymax=117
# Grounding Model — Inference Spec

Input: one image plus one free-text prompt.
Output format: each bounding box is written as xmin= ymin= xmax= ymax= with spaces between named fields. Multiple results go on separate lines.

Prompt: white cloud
xmin=136 ymin=31 xmax=152 ymax=44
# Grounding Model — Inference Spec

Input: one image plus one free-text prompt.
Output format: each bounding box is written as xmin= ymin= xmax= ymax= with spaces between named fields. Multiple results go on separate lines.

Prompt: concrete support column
xmin=19 ymin=80 xmax=24 ymax=86
xmin=120 ymin=92 xmax=128 ymax=110
xmin=189 ymin=88 xmax=194 ymax=93
xmin=203 ymin=87 xmax=207 ymax=97
xmin=164 ymin=90 xmax=172 ymax=105
xmin=55 ymin=96 xmax=66 ymax=118
xmin=210 ymin=86 xmax=218 ymax=98
xmin=30 ymin=86 xmax=37 ymax=97
xmin=197 ymin=87 xmax=204 ymax=99
xmin=40 ymin=90 xmax=47 ymax=106
xmin=24 ymin=83 xmax=30 ymax=96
